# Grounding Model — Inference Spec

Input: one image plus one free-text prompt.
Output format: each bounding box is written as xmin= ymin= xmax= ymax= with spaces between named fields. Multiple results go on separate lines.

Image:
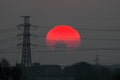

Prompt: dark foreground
xmin=0 ymin=58 xmax=120 ymax=80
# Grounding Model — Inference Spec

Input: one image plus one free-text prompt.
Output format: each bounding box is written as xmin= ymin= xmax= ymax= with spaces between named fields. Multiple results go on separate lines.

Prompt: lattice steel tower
xmin=95 ymin=54 xmax=100 ymax=67
xmin=17 ymin=16 xmax=38 ymax=67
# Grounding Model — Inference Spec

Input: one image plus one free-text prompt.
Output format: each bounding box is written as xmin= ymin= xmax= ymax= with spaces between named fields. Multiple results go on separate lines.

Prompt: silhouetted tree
xmin=112 ymin=69 xmax=120 ymax=80
xmin=0 ymin=58 xmax=10 ymax=80
xmin=63 ymin=62 xmax=97 ymax=80
xmin=11 ymin=66 xmax=22 ymax=80
xmin=0 ymin=58 xmax=22 ymax=80
xmin=75 ymin=62 xmax=97 ymax=80
xmin=63 ymin=61 xmax=119 ymax=80
xmin=96 ymin=66 xmax=113 ymax=80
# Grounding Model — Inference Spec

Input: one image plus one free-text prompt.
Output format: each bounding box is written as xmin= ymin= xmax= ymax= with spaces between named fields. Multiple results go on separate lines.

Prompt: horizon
xmin=0 ymin=0 xmax=120 ymax=66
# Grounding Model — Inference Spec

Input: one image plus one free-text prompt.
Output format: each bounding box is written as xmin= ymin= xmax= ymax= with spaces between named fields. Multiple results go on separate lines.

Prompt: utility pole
xmin=17 ymin=16 xmax=38 ymax=67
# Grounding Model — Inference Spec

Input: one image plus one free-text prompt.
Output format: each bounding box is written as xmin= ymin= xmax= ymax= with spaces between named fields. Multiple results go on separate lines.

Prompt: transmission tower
xmin=95 ymin=54 xmax=100 ymax=67
xmin=17 ymin=16 xmax=38 ymax=67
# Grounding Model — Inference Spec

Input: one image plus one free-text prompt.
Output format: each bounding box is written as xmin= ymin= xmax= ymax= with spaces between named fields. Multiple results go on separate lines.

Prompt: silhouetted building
xmin=17 ymin=63 xmax=75 ymax=80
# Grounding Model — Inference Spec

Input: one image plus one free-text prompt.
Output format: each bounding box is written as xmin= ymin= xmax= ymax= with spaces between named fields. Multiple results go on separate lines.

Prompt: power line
xmin=32 ymin=25 xmax=120 ymax=31
xmin=1 ymin=24 xmax=120 ymax=32
xmin=1 ymin=47 xmax=120 ymax=54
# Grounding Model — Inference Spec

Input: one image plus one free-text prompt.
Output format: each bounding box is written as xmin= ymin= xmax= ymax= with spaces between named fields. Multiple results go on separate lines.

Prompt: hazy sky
xmin=0 ymin=0 xmax=120 ymax=66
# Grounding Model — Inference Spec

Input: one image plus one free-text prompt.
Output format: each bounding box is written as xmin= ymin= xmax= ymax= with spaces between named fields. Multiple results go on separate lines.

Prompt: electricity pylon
xmin=17 ymin=16 xmax=38 ymax=67
xmin=95 ymin=54 xmax=100 ymax=67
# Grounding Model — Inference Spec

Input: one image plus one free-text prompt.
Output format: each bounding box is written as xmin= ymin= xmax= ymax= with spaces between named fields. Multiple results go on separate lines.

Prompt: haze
xmin=0 ymin=0 xmax=120 ymax=66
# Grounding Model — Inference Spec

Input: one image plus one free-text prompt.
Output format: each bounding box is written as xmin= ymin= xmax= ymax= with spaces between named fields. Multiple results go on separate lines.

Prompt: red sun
xmin=46 ymin=25 xmax=81 ymax=50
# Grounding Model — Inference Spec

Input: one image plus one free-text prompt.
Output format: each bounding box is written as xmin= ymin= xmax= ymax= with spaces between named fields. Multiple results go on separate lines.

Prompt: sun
xmin=46 ymin=25 xmax=81 ymax=50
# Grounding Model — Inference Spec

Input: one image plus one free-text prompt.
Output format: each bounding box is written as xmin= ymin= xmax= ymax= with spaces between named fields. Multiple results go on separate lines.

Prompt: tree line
xmin=0 ymin=58 xmax=21 ymax=80
xmin=0 ymin=58 xmax=120 ymax=80
xmin=63 ymin=62 xmax=120 ymax=80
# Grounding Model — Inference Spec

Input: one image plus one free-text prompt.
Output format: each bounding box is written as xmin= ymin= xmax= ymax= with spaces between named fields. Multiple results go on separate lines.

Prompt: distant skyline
xmin=0 ymin=0 xmax=120 ymax=66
